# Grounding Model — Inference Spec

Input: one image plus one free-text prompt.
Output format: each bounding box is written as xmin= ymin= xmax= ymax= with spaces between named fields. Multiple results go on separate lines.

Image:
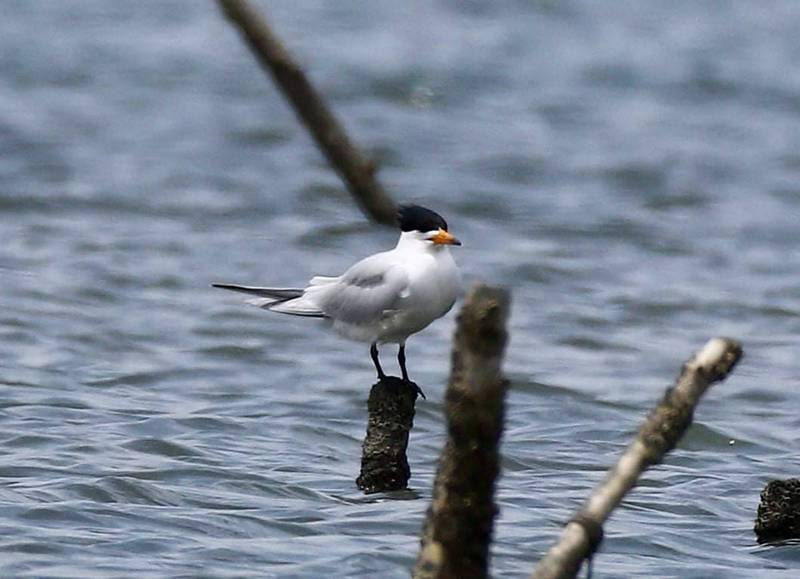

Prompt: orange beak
xmin=430 ymin=228 xmax=462 ymax=246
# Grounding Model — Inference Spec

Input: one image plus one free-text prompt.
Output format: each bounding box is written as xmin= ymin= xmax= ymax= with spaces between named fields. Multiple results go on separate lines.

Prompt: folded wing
xmin=212 ymin=253 xmax=409 ymax=325
xmin=302 ymin=255 xmax=409 ymax=325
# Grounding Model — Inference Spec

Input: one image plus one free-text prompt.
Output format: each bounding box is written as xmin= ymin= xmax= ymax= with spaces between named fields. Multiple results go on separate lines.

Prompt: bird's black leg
xmin=370 ymin=342 xmax=387 ymax=381
xmin=398 ymin=343 xmax=425 ymax=399
xmin=398 ymin=343 xmax=409 ymax=383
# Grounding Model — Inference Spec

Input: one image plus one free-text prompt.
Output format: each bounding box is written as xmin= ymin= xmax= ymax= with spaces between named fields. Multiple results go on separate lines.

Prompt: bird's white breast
xmin=377 ymin=246 xmax=461 ymax=343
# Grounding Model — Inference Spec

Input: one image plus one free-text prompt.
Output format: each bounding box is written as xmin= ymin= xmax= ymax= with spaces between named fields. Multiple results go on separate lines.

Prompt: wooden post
xmin=357 ymin=377 xmax=420 ymax=493
xmin=754 ymin=478 xmax=800 ymax=543
xmin=414 ymin=284 xmax=511 ymax=579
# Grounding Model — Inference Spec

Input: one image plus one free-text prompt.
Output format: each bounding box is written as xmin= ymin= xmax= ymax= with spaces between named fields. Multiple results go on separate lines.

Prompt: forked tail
xmin=212 ymin=283 xmax=325 ymax=317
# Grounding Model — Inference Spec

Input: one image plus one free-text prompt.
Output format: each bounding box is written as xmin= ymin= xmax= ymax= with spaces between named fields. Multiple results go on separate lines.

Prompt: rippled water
xmin=2 ymin=1 xmax=800 ymax=577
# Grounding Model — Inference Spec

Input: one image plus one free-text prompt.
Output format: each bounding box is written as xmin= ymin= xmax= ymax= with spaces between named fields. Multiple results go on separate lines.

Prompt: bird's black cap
xmin=397 ymin=204 xmax=448 ymax=232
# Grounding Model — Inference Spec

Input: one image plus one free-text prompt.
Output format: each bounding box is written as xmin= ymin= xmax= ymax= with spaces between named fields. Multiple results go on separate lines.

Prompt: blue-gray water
xmin=2 ymin=1 xmax=800 ymax=577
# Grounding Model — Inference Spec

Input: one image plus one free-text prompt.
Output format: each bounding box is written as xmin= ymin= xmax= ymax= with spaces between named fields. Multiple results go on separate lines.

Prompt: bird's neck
xmin=395 ymin=231 xmax=426 ymax=250
xmin=395 ymin=230 xmax=444 ymax=254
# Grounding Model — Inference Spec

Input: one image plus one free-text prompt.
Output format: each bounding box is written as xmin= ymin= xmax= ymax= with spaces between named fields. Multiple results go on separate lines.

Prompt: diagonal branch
xmin=218 ymin=0 xmax=397 ymax=225
xmin=530 ymin=337 xmax=743 ymax=579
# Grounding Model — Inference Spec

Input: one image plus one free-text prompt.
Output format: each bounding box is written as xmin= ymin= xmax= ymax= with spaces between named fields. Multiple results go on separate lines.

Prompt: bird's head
xmin=397 ymin=204 xmax=461 ymax=248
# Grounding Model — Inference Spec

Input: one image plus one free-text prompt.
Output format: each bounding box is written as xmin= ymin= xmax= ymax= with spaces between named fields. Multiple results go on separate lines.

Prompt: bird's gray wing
xmin=307 ymin=254 xmax=409 ymax=325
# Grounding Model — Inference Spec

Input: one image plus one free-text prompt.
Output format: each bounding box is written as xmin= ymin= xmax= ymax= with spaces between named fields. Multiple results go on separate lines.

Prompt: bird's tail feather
xmin=211 ymin=283 xmax=304 ymax=299
xmin=212 ymin=283 xmax=325 ymax=318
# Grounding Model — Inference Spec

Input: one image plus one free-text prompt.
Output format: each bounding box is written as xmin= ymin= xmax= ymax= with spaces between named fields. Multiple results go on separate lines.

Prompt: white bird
xmin=213 ymin=205 xmax=462 ymax=386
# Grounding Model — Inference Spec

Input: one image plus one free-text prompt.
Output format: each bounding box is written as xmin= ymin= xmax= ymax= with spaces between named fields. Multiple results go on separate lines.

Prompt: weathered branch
xmin=217 ymin=0 xmax=397 ymax=225
xmin=530 ymin=337 xmax=743 ymax=579
xmin=357 ymin=376 xmax=420 ymax=493
xmin=414 ymin=284 xmax=511 ymax=579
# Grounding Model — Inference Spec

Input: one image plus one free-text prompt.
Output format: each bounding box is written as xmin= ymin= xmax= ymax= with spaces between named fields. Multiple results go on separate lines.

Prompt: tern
xmin=213 ymin=204 xmax=462 ymax=385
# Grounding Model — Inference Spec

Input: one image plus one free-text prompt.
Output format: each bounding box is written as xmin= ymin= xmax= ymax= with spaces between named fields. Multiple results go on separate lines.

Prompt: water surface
xmin=2 ymin=1 xmax=800 ymax=577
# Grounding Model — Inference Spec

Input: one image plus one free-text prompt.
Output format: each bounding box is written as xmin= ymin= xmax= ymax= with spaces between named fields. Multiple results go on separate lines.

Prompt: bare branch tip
xmin=692 ymin=337 xmax=743 ymax=381
xmin=466 ymin=283 xmax=510 ymax=307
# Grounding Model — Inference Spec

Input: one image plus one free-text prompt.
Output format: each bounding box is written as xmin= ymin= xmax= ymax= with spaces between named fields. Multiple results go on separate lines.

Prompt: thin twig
xmin=530 ymin=337 xmax=743 ymax=579
xmin=218 ymin=0 xmax=397 ymax=225
xmin=414 ymin=284 xmax=511 ymax=579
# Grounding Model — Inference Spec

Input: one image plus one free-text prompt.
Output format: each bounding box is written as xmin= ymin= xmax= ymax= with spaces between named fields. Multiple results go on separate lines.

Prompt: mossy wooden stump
xmin=755 ymin=478 xmax=800 ymax=543
xmin=357 ymin=376 xmax=419 ymax=493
